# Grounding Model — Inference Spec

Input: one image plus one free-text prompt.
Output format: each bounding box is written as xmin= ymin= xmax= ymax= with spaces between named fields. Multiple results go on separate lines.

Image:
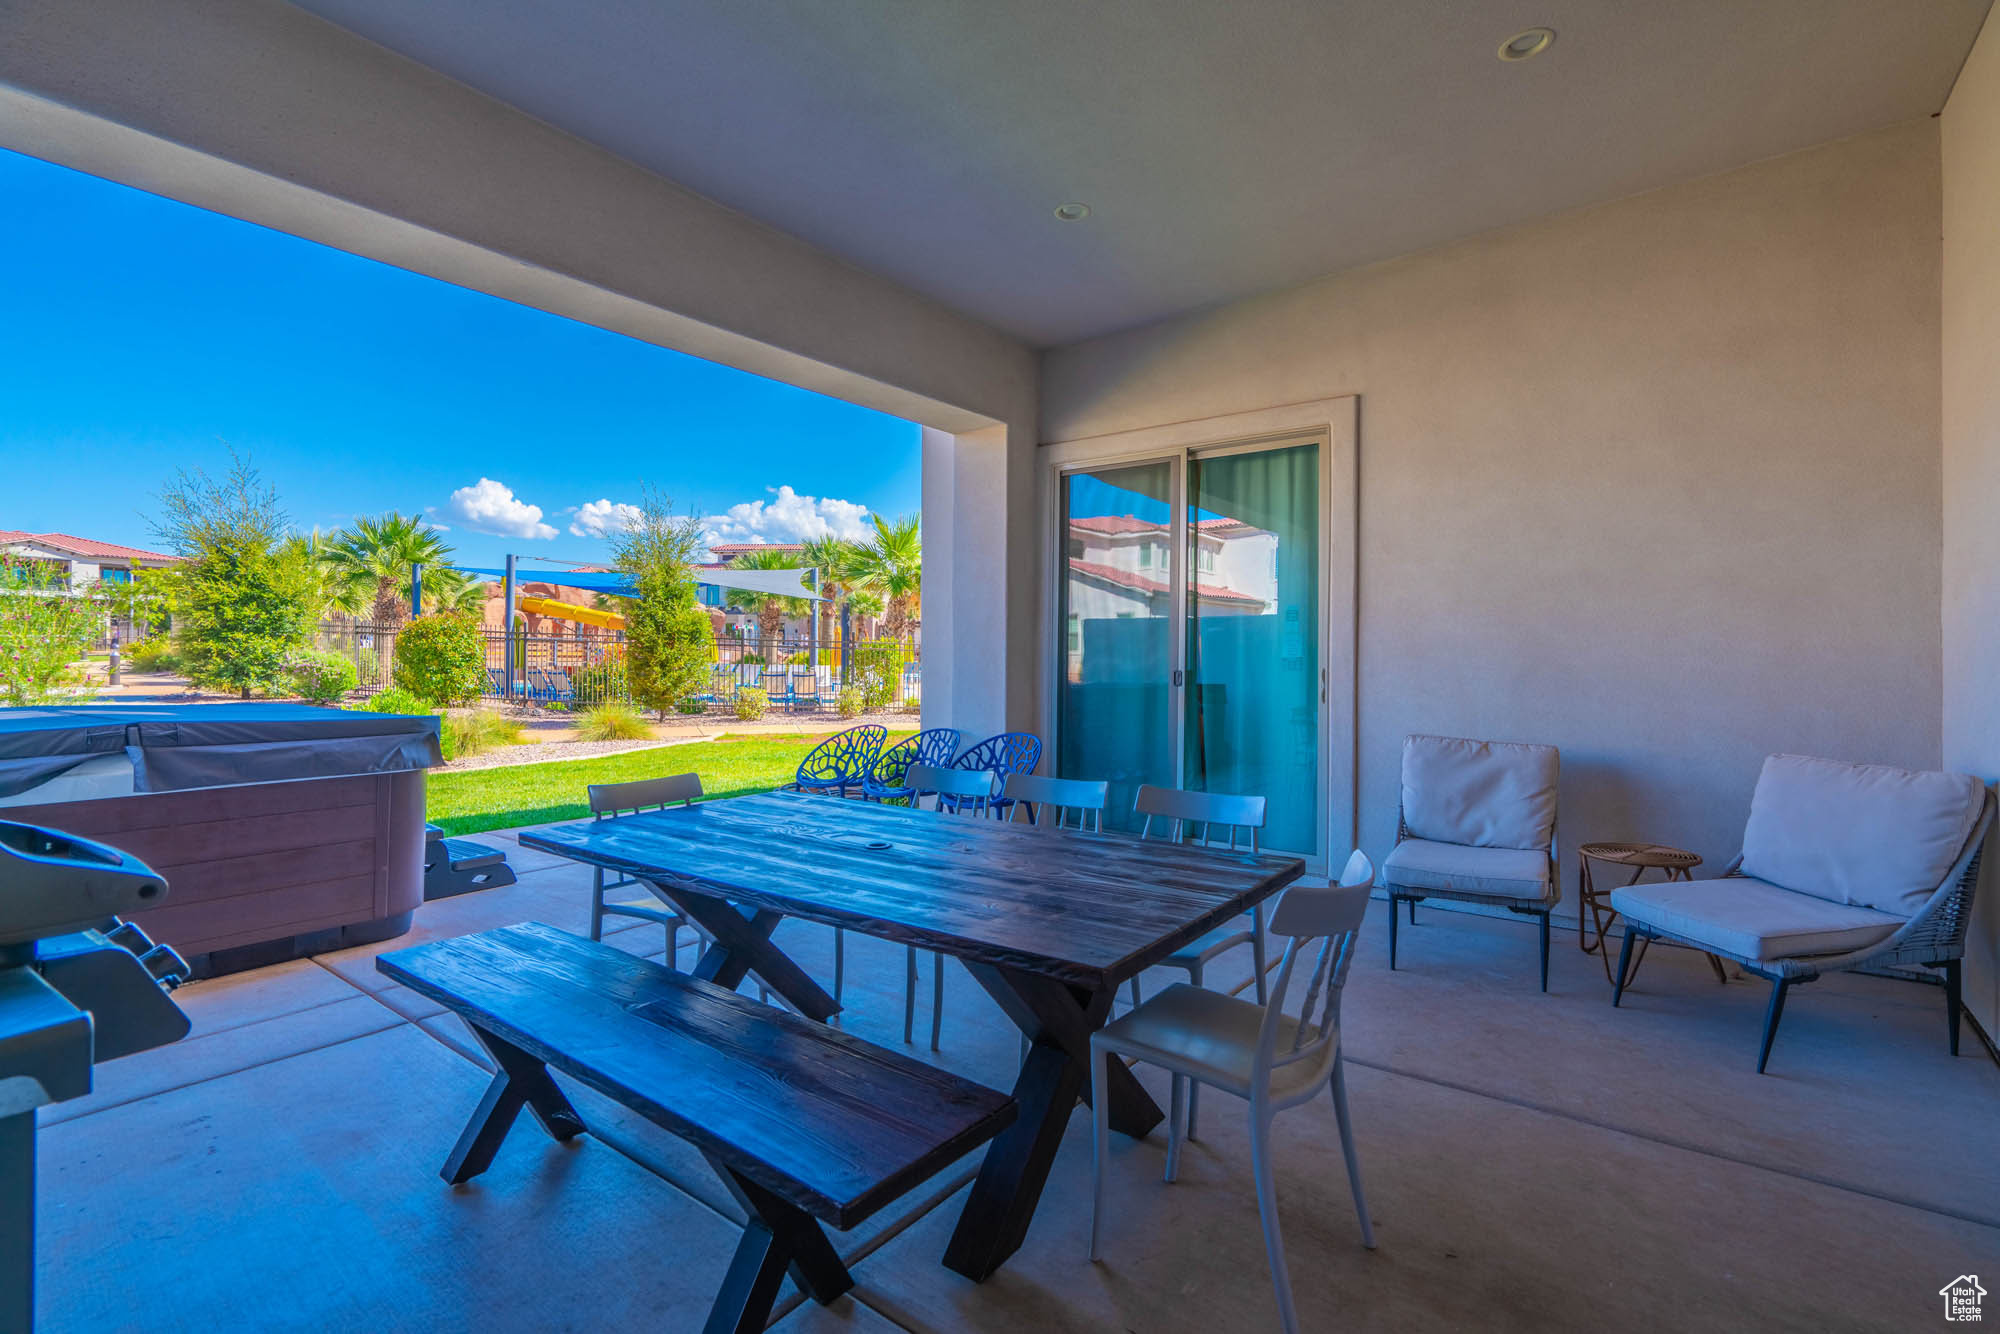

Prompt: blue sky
xmin=0 ymin=147 xmax=921 ymax=570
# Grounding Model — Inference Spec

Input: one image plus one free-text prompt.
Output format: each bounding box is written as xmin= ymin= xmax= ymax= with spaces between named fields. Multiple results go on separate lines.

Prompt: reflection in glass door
xmin=1184 ymin=444 xmax=1321 ymax=856
xmin=1057 ymin=462 xmax=1176 ymax=830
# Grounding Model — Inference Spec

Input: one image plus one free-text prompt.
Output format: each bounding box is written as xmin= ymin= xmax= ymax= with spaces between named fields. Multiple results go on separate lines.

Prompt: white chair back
xmin=1255 ymin=850 xmax=1373 ymax=1098
xmin=1004 ymin=773 xmax=1108 ymax=833
xmin=907 ymin=763 xmax=997 ymax=816
xmin=1134 ymin=783 xmax=1265 ymax=853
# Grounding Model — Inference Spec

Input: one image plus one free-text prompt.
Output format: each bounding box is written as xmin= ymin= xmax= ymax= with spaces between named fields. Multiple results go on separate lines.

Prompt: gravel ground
xmin=440 ymin=737 xmax=712 ymax=772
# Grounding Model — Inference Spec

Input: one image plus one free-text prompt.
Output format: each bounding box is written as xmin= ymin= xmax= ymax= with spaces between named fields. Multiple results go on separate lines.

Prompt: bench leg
xmin=440 ymin=1025 xmax=586 ymax=1185
xmin=705 ymin=1162 xmax=853 ymax=1333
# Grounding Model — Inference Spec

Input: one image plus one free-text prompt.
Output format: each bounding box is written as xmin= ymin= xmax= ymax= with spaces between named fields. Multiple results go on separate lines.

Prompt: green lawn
xmin=426 ymin=731 xmax=913 ymax=835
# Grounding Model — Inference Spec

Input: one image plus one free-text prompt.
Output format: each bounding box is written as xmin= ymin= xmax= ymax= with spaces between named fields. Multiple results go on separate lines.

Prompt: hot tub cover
xmin=0 ymin=704 xmax=444 ymax=799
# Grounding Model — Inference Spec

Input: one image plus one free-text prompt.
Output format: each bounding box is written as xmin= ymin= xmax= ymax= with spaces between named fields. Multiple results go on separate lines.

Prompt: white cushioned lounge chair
xmin=1610 ymin=753 xmax=1995 ymax=1073
xmin=1381 ymin=734 xmax=1561 ymax=990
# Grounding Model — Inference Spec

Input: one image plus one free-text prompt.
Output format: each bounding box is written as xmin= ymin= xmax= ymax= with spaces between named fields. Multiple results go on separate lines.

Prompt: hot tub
xmin=0 ymin=704 xmax=442 ymax=972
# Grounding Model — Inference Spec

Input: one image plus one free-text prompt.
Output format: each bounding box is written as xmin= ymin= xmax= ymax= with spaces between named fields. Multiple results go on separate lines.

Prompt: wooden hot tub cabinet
xmin=7 ymin=770 xmax=428 ymax=968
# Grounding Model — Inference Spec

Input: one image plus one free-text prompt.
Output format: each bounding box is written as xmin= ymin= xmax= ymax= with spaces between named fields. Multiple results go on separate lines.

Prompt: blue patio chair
xmin=485 ymin=667 xmax=509 ymax=698
xmin=954 ymin=731 xmax=1043 ymax=818
xmin=762 ymin=666 xmax=792 ymax=707
xmin=863 ymin=728 xmax=962 ymax=803
xmin=784 ymin=724 xmax=888 ymax=798
xmin=790 ymin=666 xmax=822 ymax=712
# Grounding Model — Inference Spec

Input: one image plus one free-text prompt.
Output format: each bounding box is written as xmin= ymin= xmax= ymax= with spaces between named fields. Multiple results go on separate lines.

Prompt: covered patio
xmin=34 ymin=835 xmax=1998 ymax=1331
xmin=6 ymin=0 xmax=2000 ymax=1329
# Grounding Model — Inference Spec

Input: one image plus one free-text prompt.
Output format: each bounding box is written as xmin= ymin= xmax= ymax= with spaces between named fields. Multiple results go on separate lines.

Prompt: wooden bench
xmin=423 ymin=823 xmax=517 ymax=900
xmin=377 ymin=923 xmax=1016 ymax=1333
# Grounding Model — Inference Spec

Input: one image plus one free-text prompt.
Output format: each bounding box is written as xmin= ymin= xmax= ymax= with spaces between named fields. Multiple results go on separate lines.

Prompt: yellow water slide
xmin=517 ymin=594 xmax=625 ymax=631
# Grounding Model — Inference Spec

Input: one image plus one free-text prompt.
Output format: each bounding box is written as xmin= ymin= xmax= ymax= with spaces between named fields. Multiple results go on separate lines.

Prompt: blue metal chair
xmin=863 ymin=728 xmax=962 ymax=803
xmin=953 ymin=731 xmax=1043 ymax=818
xmin=786 ymin=724 xmax=888 ymax=798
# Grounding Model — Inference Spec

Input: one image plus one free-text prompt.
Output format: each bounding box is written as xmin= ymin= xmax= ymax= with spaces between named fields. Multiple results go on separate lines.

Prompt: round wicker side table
xmin=1577 ymin=842 xmax=1726 ymax=986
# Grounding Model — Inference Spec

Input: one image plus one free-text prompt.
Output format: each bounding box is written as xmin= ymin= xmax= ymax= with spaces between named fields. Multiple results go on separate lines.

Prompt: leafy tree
xmin=154 ymin=456 xmax=315 ymax=698
xmin=612 ymin=491 xmax=712 ymax=717
xmin=322 ymin=512 xmax=472 ymax=630
xmin=391 ymin=612 xmax=488 ymax=706
xmin=848 ymin=514 xmax=921 ymax=641
xmin=102 ymin=565 xmax=178 ymax=643
xmin=0 ymin=559 xmax=102 ymax=705
xmin=724 ymin=546 xmax=812 ymax=648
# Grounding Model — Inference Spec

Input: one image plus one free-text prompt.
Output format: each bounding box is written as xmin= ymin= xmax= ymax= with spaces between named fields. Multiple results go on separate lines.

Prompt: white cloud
xmin=702 ymin=486 xmax=872 ymax=550
xmin=441 ymin=478 xmax=556 ymax=540
xmin=569 ymin=498 xmax=645 ymax=539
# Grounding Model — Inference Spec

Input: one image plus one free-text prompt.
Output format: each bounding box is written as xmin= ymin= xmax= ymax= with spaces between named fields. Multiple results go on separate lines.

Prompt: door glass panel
xmin=1184 ymin=444 xmax=1321 ymax=855
xmin=1058 ymin=462 xmax=1175 ymax=831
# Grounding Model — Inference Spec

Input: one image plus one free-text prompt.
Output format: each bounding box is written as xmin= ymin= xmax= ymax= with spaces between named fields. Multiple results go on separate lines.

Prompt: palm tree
xmin=322 ymin=512 xmax=467 ymax=630
xmin=849 ymin=514 xmax=920 ymax=641
xmin=799 ymin=534 xmax=861 ymax=643
xmin=724 ymin=547 xmax=811 ymax=652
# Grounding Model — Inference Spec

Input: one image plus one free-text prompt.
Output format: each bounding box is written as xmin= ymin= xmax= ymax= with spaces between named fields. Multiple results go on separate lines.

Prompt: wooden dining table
xmin=519 ymin=788 xmax=1306 ymax=1282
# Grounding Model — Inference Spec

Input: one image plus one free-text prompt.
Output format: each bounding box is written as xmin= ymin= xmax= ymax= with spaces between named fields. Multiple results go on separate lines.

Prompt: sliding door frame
xmin=1040 ymin=397 xmax=1359 ymax=872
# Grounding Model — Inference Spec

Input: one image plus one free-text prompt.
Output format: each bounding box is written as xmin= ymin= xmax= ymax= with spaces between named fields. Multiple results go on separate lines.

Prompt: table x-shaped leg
xmin=704 ymin=1157 xmax=853 ymax=1334
xmin=440 ymin=1024 xmax=586 ymax=1185
xmin=645 ymin=877 xmax=840 ymax=1023
xmin=943 ymin=963 xmax=1163 ymax=1282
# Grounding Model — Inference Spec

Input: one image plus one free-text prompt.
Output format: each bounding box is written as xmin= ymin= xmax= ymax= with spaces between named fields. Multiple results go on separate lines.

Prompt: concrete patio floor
xmin=35 ymin=825 xmax=2000 ymax=1332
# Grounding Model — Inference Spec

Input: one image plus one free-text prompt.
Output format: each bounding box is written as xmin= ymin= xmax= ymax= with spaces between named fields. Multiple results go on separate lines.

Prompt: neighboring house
xmin=0 ymin=529 xmax=180 ymax=588
xmin=1064 ymin=513 xmax=1275 ymax=620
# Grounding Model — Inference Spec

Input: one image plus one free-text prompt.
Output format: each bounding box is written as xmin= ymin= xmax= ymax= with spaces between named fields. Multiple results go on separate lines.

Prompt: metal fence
xmin=317 ymin=621 xmax=920 ymax=716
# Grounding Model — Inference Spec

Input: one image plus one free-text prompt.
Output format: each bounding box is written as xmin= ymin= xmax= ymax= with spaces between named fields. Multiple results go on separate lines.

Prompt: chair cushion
xmin=1381 ymin=838 xmax=1553 ymax=904
xmin=1401 ymin=734 xmax=1558 ymax=850
xmin=1738 ymin=754 xmax=1984 ymax=916
xmin=1610 ymin=876 xmax=1903 ymax=963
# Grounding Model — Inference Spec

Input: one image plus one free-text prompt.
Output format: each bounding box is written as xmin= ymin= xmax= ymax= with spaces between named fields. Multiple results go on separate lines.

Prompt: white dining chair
xmin=1002 ymin=772 xmax=1108 ymax=832
xmin=901 ymin=763 xmax=999 ymax=1048
xmin=1089 ymin=851 xmax=1377 ymax=1334
xmin=1132 ymin=783 xmax=1269 ymax=1135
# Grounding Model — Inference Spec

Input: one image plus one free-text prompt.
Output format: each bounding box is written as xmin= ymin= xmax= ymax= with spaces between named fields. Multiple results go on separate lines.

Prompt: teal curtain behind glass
xmin=1184 ymin=444 xmax=1321 ymax=855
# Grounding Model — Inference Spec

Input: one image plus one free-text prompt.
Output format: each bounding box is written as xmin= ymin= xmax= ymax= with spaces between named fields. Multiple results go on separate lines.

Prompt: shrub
xmin=284 ymin=648 xmax=358 ymax=703
xmin=441 ymin=709 xmax=525 ymax=761
xmin=125 ymin=639 xmax=181 ymax=673
xmin=576 ymin=701 xmax=652 ymax=741
xmin=571 ymin=653 xmax=627 ymax=705
xmin=0 ymin=559 xmax=101 ymax=705
xmin=848 ymin=641 xmax=902 ymax=711
xmin=733 ymin=686 xmax=768 ymax=721
xmin=836 ymin=685 xmax=863 ymax=719
xmin=391 ymin=613 xmax=487 ymax=706
xmin=360 ymin=686 xmax=429 ymax=714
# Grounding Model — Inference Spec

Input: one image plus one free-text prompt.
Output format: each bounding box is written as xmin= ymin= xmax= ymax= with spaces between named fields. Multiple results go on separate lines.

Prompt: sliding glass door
xmin=1057 ymin=461 xmax=1177 ymax=830
xmin=1055 ymin=437 xmax=1326 ymax=858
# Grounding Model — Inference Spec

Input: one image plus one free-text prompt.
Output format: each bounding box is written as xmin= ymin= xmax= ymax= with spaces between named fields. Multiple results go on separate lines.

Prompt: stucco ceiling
xmin=289 ymin=0 xmax=1991 ymax=347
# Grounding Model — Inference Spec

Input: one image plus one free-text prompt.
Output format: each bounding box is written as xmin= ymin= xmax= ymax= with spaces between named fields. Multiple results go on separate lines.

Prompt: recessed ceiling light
xmin=1053 ymin=202 xmax=1091 ymax=222
xmin=1498 ymin=27 xmax=1555 ymax=61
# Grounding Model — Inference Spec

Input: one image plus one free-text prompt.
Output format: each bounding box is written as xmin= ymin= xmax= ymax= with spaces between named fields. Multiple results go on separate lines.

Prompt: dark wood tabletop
xmin=518 ymin=789 xmax=1306 ymax=989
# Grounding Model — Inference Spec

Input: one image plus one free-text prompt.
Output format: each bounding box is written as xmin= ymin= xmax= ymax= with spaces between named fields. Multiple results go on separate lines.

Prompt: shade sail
xmin=452 ymin=565 xmax=822 ymax=601
xmin=517 ymin=595 xmax=626 ymax=630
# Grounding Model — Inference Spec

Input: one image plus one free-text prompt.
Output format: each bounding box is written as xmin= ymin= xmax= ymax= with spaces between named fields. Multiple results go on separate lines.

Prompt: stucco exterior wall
xmin=1943 ymin=12 xmax=2000 ymax=1043
xmin=1043 ymin=121 xmax=1945 ymax=908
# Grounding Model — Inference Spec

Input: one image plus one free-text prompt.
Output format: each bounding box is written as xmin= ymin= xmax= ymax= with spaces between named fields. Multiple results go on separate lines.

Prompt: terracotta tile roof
xmin=708 ymin=542 xmax=806 ymax=558
xmin=0 ymin=530 xmax=180 ymax=563
xmin=1069 ymin=514 xmax=1258 ymax=536
xmin=1067 ymin=559 xmax=1265 ymax=606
